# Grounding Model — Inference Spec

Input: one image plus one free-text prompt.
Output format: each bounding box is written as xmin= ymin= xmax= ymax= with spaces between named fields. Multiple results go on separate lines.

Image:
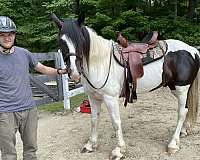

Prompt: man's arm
xmin=35 ymin=62 xmax=66 ymax=75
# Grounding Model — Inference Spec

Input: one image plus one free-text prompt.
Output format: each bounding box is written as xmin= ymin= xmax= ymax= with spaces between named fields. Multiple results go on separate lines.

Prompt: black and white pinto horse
xmin=51 ymin=14 xmax=200 ymax=159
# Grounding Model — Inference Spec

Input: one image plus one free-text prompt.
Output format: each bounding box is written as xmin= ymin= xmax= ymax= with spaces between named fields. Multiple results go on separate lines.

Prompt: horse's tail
xmin=185 ymin=52 xmax=200 ymax=131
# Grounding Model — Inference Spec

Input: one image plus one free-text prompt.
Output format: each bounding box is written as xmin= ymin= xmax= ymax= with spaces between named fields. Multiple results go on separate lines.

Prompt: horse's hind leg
xmin=81 ymin=95 xmax=102 ymax=153
xmin=104 ymin=95 xmax=126 ymax=160
xmin=168 ymin=85 xmax=190 ymax=154
xmin=170 ymin=88 xmax=189 ymax=137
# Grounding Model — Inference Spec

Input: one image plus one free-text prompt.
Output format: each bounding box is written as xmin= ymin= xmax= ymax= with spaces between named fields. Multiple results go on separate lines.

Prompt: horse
xmin=51 ymin=13 xmax=200 ymax=160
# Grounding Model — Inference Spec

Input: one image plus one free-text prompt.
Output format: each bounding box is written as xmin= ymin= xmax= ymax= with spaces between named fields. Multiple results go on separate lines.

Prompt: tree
xmin=187 ymin=0 xmax=198 ymax=20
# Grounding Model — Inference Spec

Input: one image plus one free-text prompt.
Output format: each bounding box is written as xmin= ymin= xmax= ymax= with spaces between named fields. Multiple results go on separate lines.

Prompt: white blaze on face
xmin=61 ymin=34 xmax=80 ymax=82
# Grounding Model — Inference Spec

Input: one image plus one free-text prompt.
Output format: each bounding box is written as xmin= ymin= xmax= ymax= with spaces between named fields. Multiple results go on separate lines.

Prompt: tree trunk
xmin=187 ymin=0 xmax=197 ymax=20
xmin=174 ymin=0 xmax=178 ymax=18
xmin=75 ymin=0 xmax=80 ymax=15
xmin=149 ymin=0 xmax=151 ymax=7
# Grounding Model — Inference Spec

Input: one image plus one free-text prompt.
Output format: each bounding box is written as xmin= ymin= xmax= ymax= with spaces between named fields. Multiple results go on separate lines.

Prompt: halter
xmin=62 ymin=52 xmax=82 ymax=75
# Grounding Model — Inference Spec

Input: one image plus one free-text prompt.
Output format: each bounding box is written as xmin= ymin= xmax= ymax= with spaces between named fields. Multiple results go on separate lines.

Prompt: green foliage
xmin=120 ymin=10 xmax=140 ymax=27
xmin=112 ymin=18 xmax=126 ymax=31
xmin=101 ymin=26 xmax=115 ymax=39
xmin=80 ymin=0 xmax=98 ymax=16
xmin=87 ymin=12 xmax=112 ymax=32
xmin=121 ymin=27 xmax=137 ymax=41
xmin=149 ymin=17 xmax=200 ymax=45
xmin=98 ymin=0 xmax=123 ymax=17
xmin=0 ymin=0 xmax=200 ymax=52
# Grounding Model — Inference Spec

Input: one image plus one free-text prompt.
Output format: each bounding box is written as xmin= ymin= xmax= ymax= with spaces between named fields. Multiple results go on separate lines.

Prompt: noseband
xmin=62 ymin=52 xmax=82 ymax=75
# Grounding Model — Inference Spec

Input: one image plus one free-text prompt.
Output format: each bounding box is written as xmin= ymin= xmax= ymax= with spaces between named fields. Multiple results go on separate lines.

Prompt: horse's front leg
xmin=168 ymin=86 xmax=189 ymax=154
xmin=81 ymin=95 xmax=102 ymax=153
xmin=104 ymin=95 xmax=126 ymax=160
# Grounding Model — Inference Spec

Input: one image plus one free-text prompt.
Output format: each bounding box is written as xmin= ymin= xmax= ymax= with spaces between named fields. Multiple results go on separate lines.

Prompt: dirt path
xmin=13 ymin=88 xmax=200 ymax=160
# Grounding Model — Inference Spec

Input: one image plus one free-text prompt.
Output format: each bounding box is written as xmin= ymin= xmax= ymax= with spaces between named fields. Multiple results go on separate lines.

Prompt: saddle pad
xmin=142 ymin=40 xmax=167 ymax=65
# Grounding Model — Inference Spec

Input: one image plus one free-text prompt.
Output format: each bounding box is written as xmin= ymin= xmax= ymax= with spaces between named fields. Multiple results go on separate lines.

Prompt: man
xmin=0 ymin=16 xmax=66 ymax=160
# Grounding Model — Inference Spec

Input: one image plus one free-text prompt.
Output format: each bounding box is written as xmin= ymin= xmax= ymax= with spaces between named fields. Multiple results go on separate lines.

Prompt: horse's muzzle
xmin=70 ymin=72 xmax=81 ymax=83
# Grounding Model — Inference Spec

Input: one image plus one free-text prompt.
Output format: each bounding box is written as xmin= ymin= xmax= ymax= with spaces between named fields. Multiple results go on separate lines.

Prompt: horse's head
xmin=51 ymin=13 xmax=90 ymax=82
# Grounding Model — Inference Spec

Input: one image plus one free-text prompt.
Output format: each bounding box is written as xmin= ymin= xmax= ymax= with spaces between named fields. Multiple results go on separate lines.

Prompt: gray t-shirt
xmin=0 ymin=46 xmax=39 ymax=112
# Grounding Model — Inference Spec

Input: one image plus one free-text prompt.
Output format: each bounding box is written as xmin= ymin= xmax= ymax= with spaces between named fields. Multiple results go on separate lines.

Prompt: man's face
xmin=0 ymin=32 xmax=15 ymax=49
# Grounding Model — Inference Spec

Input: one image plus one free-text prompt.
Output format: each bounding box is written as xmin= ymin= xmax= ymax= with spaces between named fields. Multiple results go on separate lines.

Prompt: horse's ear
xmin=50 ymin=13 xmax=63 ymax=29
xmin=77 ymin=13 xmax=85 ymax=26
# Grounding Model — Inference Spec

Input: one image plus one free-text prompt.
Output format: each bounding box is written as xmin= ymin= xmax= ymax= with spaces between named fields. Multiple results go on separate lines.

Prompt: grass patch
xmin=38 ymin=93 xmax=88 ymax=112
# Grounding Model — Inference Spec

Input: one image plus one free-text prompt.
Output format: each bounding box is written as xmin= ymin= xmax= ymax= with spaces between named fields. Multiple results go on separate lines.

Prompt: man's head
xmin=0 ymin=16 xmax=16 ymax=53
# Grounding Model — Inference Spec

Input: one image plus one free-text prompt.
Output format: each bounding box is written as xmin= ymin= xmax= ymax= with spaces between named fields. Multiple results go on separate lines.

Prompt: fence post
xmin=57 ymin=50 xmax=71 ymax=110
xmin=54 ymin=52 xmax=64 ymax=101
xmin=55 ymin=50 xmax=85 ymax=111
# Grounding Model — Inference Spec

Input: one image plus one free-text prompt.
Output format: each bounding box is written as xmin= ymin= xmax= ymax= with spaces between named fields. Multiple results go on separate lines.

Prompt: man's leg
xmin=0 ymin=112 xmax=17 ymax=160
xmin=19 ymin=107 xmax=38 ymax=160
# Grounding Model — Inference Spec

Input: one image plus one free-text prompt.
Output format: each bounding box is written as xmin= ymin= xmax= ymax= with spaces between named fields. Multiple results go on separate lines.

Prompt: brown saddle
xmin=116 ymin=31 xmax=163 ymax=106
xmin=117 ymin=31 xmax=158 ymax=80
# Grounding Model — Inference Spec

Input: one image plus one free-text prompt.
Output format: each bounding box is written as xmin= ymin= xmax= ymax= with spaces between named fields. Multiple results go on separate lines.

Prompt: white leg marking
xmin=82 ymin=95 xmax=102 ymax=153
xmin=104 ymin=95 xmax=126 ymax=160
xmin=168 ymin=85 xmax=189 ymax=154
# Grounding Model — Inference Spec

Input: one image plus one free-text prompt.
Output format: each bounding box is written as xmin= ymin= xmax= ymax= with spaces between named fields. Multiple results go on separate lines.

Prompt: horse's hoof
xmin=167 ymin=147 xmax=179 ymax=155
xmin=111 ymin=133 xmax=117 ymax=138
xmin=180 ymin=131 xmax=187 ymax=138
xmin=109 ymin=147 xmax=125 ymax=160
xmin=109 ymin=155 xmax=125 ymax=160
xmin=81 ymin=147 xmax=93 ymax=153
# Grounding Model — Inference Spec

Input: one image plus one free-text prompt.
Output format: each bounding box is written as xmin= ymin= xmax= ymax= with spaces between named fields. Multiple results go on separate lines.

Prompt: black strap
xmin=81 ymin=43 xmax=114 ymax=90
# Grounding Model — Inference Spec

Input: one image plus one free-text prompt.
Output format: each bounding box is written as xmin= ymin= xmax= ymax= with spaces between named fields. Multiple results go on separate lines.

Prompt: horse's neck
xmin=84 ymin=29 xmax=121 ymax=85
xmin=88 ymin=29 xmax=112 ymax=66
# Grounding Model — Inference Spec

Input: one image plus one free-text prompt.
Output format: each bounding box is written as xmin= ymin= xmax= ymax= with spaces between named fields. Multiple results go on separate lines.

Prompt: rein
xmin=80 ymin=42 xmax=114 ymax=90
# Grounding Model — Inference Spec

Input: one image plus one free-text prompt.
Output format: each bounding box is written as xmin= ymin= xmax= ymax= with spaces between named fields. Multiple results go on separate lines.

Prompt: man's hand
xmin=57 ymin=68 xmax=71 ymax=75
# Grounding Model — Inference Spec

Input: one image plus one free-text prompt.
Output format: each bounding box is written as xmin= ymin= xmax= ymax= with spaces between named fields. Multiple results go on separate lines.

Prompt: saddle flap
xmin=128 ymin=52 xmax=144 ymax=79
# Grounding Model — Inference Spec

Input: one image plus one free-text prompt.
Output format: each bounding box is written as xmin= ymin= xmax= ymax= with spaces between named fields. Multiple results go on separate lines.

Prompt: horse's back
xmin=165 ymin=39 xmax=199 ymax=58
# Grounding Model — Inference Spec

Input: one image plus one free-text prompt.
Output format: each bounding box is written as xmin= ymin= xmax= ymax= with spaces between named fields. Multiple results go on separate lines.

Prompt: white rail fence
xmin=55 ymin=50 xmax=84 ymax=110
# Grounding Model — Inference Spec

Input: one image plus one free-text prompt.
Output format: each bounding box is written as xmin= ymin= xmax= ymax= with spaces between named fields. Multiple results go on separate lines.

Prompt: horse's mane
xmin=86 ymin=27 xmax=112 ymax=58
xmin=84 ymin=27 xmax=114 ymax=80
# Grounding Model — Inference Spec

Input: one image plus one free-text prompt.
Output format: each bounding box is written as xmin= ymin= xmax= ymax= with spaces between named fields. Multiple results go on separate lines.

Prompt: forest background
xmin=0 ymin=0 xmax=200 ymax=52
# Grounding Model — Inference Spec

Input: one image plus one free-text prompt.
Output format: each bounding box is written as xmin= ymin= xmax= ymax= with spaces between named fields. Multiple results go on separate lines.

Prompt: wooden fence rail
xmin=31 ymin=52 xmax=63 ymax=106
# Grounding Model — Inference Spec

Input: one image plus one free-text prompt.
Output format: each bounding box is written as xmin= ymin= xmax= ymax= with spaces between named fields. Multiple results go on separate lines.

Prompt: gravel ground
xmin=2 ymin=88 xmax=200 ymax=160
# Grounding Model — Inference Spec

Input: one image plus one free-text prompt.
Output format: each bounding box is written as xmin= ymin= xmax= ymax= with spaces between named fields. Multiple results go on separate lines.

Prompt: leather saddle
xmin=116 ymin=31 xmax=163 ymax=106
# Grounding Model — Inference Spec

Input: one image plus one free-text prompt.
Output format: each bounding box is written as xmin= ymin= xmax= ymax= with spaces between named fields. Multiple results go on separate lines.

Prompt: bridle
xmin=62 ymin=52 xmax=81 ymax=76
xmin=63 ymin=42 xmax=114 ymax=90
